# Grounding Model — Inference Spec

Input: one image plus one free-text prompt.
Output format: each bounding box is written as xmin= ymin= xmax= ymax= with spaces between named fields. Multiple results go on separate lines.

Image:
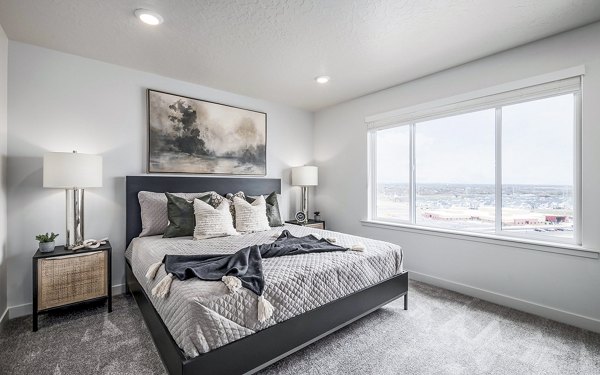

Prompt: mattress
xmin=127 ymin=224 xmax=403 ymax=358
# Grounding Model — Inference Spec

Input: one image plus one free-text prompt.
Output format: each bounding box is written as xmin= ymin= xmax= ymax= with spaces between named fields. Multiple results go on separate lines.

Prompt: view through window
xmin=415 ymin=109 xmax=496 ymax=231
xmin=375 ymin=126 xmax=410 ymax=221
xmin=371 ymin=86 xmax=578 ymax=242
xmin=501 ymin=94 xmax=574 ymax=239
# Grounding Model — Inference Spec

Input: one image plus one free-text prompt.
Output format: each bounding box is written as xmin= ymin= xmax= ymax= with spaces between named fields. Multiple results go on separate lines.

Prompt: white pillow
xmin=193 ymin=199 xmax=238 ymax=239
xmin=233 ymin=196 xmax=271 ymax=233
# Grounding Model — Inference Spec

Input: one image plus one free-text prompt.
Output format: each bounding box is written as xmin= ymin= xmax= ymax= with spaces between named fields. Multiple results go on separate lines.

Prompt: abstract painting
xmin=147 ymin=89 xmax=267 ymax=175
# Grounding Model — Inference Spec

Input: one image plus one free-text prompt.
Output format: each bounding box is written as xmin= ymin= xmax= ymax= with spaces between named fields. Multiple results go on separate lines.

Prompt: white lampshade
xmin=292 ymin=166 xmax=318 ymax=186
xmin=43 ymin=151 xmax=103 ymax=189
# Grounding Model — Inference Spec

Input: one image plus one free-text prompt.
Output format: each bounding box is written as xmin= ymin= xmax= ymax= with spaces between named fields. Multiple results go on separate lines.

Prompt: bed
xmin=125 ymin=176 xmax=408 ymax=375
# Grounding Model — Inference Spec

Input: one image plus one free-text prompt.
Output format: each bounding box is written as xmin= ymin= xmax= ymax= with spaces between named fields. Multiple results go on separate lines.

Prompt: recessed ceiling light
xmin=315 ymin=76 xmax=330 ymax=84
xmin=134 ymin=9 xmax=163 ymax=25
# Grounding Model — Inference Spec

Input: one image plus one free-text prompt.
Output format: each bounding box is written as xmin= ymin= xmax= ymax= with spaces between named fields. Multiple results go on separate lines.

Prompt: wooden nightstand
xmin=32 ymin=241 xmax=112 ymax=331
xmin=285 ymin=219 xmax=326 ymax=230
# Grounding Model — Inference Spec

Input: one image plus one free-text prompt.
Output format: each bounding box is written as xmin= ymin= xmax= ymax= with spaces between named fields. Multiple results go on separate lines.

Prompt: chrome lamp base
xmin=301 ymin=186 xmax=309 ymax=223
xmin=65 ymin=188 xmax=85 ymax=249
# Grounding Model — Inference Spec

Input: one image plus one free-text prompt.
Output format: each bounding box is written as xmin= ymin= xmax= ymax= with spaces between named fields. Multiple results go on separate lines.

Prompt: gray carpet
xmin=1 ymin=281 xmax=599 ymax=374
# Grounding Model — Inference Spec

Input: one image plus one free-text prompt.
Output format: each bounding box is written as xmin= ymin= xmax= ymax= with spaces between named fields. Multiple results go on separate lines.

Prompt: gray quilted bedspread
xmin=126 ymin=224 xmax=403 ymax=358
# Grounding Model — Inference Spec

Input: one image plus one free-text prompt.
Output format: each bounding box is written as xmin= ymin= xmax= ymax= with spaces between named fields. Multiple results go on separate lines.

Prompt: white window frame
xmin=367 ymin=70 xmax=583 ymax=245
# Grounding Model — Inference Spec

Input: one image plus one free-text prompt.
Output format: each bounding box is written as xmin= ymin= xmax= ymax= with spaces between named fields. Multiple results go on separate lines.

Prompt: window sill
xmin=360 ymin=219 xmax=599 ymax=259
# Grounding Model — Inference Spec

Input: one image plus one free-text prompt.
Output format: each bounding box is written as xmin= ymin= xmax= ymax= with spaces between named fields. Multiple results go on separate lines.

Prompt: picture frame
xmin=147 ymin=89 xmax=267 ymax=175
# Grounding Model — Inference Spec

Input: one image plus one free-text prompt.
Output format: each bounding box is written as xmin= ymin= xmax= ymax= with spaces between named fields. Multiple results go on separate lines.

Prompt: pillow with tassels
xmin=233 ymin=196 xmax=271 ymax=233
xmin=193 ymin=199 xmax=238 ymax=239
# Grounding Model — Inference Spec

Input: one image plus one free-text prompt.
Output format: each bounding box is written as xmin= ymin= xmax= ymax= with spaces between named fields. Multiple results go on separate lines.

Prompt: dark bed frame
xmin=125 ymin=175 xmax=408 ymax=375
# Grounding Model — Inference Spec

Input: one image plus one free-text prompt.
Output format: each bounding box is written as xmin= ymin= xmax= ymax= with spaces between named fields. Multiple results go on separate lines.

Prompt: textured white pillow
xmin=233 ymin=196 xmax=271 ymax=233
xmin=193 ymin=199 xmax=238 ymax=239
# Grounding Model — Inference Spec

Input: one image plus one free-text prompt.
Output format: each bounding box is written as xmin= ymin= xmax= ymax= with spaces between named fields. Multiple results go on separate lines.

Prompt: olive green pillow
xmin=163 ymin=192 xmax=211 ymax=238
xmin=246 ymin=192 xmax=283 ymax=227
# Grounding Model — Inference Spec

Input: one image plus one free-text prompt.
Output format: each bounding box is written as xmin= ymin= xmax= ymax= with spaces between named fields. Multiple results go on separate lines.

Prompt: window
xmin=501 ymin=94 xmax=575 ymax=240
xmin=415 ymin=109 xmax=496 ymax=231
xmin=375 ymin=126 xmax=410 ymax=221
xmin=368 ymin=76 xmax=581 ymax=243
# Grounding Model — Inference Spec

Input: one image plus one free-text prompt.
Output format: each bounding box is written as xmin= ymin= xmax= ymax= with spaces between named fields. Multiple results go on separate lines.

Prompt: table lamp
xmin=291 ymin=166 xmax=318 ymax=223
xmin=43 ymin=151 xmax=103 ymax=249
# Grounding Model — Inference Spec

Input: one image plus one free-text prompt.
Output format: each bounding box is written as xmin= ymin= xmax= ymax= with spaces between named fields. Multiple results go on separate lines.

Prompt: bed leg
xmin=403 ymin=293 xmax=408 ymax=310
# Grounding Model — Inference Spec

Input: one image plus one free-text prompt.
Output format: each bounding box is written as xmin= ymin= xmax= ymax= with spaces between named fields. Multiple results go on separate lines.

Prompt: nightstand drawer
xmin=304 ymin=222 xmax=325 ymax=229
xmin=285 ymin=220 xmax=326 ymax=230
xmin=37 ymin=251 xmax=108 ymax=311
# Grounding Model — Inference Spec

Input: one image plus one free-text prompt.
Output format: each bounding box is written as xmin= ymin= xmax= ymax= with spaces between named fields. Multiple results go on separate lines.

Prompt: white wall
xmin=6 ymin=42 xmax=314 ymax=314
xmin=314 ymin=22 xmax=600 ymax=332
xmin=0 ymin=23 xmax=8 ymax=324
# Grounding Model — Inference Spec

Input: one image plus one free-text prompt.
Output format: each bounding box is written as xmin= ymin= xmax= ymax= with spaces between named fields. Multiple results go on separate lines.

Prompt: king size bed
xmin=125 ymin=176 xmax=408 ymax=375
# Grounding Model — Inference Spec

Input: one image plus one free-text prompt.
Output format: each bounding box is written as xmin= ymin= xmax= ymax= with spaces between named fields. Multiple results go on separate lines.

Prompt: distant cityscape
xmin=377 ymin=183 xmax=573 ymax=238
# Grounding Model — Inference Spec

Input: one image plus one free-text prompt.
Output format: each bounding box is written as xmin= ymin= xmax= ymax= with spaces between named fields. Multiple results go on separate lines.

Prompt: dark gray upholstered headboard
xmin=125 ymin=176 xmax=281 ymax=247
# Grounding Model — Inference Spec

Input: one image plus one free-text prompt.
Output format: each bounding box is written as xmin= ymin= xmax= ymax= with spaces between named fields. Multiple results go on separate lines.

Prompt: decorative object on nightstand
xmin=314 ymin=211 xmax=321 ymax=221
xmin=294 ymin=211 xmax=306 ymax=223
xmin=70 ymin=237 xmax=109 ymax=251
xmin=32 ymin=241 xmax=112 ymax=331
xmin=291 ymin=166 xmax=318 ymax=223
xmin=285 ymin=219 xmax=325 ymax=230
xmin=43 ymin=151 xmax=103 ymax=249
xmin=35 ymin=232 xmax=59 ymax=253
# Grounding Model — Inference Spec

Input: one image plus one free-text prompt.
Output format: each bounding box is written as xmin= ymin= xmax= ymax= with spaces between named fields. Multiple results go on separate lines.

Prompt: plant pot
xmin=39 ymin=241 xmax=56 ymax=253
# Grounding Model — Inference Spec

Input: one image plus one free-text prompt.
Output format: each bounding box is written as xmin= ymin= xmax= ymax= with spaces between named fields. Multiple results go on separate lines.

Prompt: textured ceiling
xmin=1 ymin=0 xmax=600 ymax=110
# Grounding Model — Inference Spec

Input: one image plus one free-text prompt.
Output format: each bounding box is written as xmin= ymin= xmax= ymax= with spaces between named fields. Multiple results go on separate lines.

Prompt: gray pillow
xmin=138 ymin=191 xmax=213 ymax=237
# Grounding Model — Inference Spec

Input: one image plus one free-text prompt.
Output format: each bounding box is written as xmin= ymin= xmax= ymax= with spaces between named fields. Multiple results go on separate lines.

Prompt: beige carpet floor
xmin=1 ymin=281 xmax=598 ymax=374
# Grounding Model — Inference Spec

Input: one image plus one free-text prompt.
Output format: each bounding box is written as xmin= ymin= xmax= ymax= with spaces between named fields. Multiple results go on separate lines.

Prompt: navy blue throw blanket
xmin=161 ymin=230 xmax=347 ymax=296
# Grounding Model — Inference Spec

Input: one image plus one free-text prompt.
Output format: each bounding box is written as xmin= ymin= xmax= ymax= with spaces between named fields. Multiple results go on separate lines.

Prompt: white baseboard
xmin=7 ymin=303 xmax=30 ymax=319
xmin=409 ymin=271 xmax=600 ymax=334
xmin=8 ymin=283 xmax=126 ymax=319
xmin=0 ymin=307 xmax=8 ymax=333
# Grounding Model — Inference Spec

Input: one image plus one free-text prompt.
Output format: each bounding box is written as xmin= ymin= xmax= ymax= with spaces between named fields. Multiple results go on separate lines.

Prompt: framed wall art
xmin=147 ymin=89 xmax=267 ymax=175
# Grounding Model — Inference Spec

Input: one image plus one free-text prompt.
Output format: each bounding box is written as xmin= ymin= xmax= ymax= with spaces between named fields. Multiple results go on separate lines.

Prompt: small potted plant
xmin=36 ymin=232 xmax=59 ymax=253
